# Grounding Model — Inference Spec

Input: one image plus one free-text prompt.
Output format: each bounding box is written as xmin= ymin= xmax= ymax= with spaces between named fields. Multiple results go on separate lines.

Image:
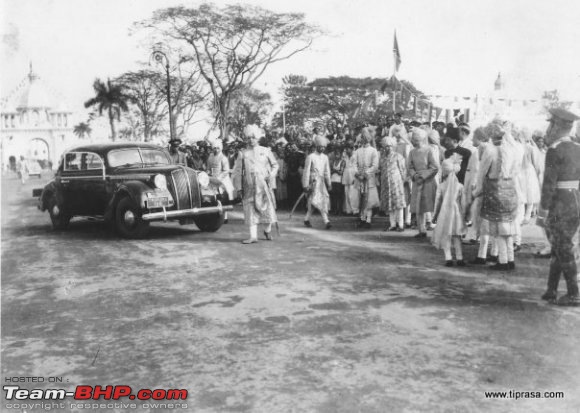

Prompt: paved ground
xmin=2 ymin=172 xmax=580 ymax=413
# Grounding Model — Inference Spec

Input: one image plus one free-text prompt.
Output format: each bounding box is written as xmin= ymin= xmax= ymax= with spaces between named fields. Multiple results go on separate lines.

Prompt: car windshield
xmin=108 ymin=148 xmax=170 ymax=167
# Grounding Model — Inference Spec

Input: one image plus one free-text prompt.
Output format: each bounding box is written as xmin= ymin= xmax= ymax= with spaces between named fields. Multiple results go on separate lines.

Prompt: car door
xmin=62 ymin=152 xmax=106 ymax=215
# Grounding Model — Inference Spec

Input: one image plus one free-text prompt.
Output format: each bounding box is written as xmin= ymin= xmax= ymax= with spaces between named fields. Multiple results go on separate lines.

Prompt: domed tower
xmin=494 ymin=72 xmax=504 ymax=92
xmin=0 ymin=63 xmax=74 ymax=171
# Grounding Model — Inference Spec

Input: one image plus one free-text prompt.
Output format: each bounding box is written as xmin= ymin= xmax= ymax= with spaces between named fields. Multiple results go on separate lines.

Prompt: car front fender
xmin=104 ymin=180 xmax=152 ymax=221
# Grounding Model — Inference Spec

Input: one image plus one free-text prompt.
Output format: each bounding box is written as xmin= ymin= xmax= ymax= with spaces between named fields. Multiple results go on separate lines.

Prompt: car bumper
xmin=141 ymin=202 xmax=233 ymax=222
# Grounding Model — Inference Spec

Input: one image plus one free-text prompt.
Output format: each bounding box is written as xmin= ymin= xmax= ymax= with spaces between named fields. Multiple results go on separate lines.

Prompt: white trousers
xmin=443 ymin=237 xmax=463 ymax=260
xmin=306 ymin=199 xmax=329 ymax=224
xmin=249 ymin=223 xmax=272 ymax=239
xmin=389 ymin=208 xmax=404 ymax=228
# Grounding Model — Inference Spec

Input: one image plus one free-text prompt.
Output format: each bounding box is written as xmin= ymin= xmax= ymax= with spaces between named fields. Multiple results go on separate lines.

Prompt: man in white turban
xmin=302 ymin=135 xmax=332 ymax=229
xmin=206 ymin=139 xmax=233 ymax=223
xmin=232 ymin=125 xmax=279 ymax=244
xmin=355 ymin=127 xmax=380 ymax=228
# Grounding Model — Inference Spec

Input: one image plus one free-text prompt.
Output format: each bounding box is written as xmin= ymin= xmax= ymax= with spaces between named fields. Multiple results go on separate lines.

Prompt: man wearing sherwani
xmin=408 ymin=128 xmax=440 ymax=238
xmin=354 ymin=128 xmax=380 ymax=228
xmin=232 ymin=125 xmax=279 ymax=244
xmin=206 ymin=139 xmax=234 ymax=223
xmin=302 ymin=135 xmax=332 ymax=229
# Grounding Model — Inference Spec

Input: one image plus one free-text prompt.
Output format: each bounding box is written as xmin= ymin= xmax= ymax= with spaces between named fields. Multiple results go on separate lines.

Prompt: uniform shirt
xmin=540 ymin=137 xmax=580 ymax=211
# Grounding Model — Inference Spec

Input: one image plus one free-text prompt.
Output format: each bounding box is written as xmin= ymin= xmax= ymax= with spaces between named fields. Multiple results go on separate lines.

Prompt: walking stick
xmin=289 ymin=192 xmax=306 ymax=219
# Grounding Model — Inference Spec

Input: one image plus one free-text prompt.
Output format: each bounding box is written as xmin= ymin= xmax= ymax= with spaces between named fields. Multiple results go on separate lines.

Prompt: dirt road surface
xmin=2 ymin=173 xmax=580 ymax=413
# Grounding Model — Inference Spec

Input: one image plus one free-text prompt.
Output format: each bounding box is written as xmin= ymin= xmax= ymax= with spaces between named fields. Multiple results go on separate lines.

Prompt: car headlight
xmin=153 ymin=174 xmax=167 ymax=190
xmin=197 ymin=171 xmax=210 ymax=189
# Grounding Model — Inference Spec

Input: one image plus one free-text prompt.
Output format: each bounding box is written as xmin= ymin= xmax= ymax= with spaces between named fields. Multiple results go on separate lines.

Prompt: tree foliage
xmin=84 ymin=78 xmax=129 ymax=141
xmin=137 ymin=2 xmax=320 ymax=139
xmin=73 ymin=122 xmax=92 ymax=139
xmin=272 ymin=75 xmax=427 ymax=130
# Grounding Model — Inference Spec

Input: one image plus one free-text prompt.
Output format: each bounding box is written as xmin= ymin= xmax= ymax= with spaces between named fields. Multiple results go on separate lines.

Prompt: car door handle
xmin=61 ymin=179 xmax=70 ymax=184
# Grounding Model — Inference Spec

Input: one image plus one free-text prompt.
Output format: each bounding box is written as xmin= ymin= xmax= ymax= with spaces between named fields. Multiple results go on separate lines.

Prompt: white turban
xmin=381 ymin=136 xmax=397 ymax=147
xmin=314 ymin=135 xmax=329 ymax=147
xmin=243 ymin=124 xmax=263 ymax=139
xmin=411 ymin=128 xmax=428 ymax=144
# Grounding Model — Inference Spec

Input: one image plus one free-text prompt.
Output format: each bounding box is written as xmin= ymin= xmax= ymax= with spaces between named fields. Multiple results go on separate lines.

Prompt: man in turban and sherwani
xmin=232 ymin=125 xmax=279 ymax=244
xmin=206 ymin=139 xmax=234 ymax=223
xmin=302 ymin=135 xmax=332 ymax=229
xmin=354 ymin=128 xmax=380 ymax=228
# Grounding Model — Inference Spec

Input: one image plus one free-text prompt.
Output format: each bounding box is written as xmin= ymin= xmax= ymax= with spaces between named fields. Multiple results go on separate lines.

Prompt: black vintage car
xmin=34 ymin=142 xmax=234 ymax=238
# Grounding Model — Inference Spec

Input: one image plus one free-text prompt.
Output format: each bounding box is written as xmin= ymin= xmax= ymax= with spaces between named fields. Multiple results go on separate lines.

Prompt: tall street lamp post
xmin=151 ymin=50 xmax=174 ymax=141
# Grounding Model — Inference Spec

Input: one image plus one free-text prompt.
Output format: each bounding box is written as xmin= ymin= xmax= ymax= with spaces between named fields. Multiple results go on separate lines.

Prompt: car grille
xmin=169 ymin=168 xmax=200 ymax=210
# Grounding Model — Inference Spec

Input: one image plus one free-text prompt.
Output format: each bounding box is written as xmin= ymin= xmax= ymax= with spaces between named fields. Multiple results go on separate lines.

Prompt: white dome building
xmin=0 ymin=64 xmax=76 ymax=171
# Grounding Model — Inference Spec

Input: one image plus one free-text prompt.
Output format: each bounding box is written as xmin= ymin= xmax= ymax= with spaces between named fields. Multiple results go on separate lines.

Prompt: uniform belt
xmin=556 ymin=181 xmax=579 ymax=189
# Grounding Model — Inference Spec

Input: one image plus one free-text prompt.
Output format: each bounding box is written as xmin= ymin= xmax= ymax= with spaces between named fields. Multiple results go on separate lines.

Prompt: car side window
xmin=64 ymin=153 xmax=81 ymax=171
xmin=63 ymin=152 xmax=103 ymax=172
xmin=82 ymin=153 xmax=104 ymax=170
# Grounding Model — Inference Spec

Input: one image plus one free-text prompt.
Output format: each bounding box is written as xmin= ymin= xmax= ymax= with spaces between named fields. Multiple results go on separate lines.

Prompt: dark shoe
xmin=396 ymin=226 xmax=405 ymax=232
xmin=541 ymin=290 xmax=557 ymax=301
xmin=456 ymin=260 xmax=466 ymax=267
xmin=470 ymin=257 xmax=487 ymax=265
xmin=513 ymin=243 xmax=521 ymax=252
xmin=445 ymin=260 xmax=454 ymax=267
xmin=325 ymin=222 xmax=332 ymax=230
xmin=304 ymin=220 xmax=312 ymax=228
xmin=224 ymin=218 xmax=229 ymax=224
xmin=555 ymin=295 xmax=580 ymax=306
xmin=264 ymin=231 xmax=272 ymax=241
xmin=414 ymin=232 xmax=427 ymax=238
xmin=488 ymin=255 xmax=499 ymax=263
xmin=490 ymin=263 xmax=509 ymax=271
xmin=462 ymin=238 xmax=477 ymax=245
xmin=405 ymin=223 xmax=412 ymax=229
xmin=363 ymin=222 xmax=371 ymax=229
xmin=507 ymin=261 xmax=515 ymax=270
xmin=385 ymin=226 xmax=397 ymax=232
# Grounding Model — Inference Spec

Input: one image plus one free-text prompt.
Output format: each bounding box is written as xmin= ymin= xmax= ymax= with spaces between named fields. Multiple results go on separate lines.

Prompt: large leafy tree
xmin=84 ymin=78 xmax=129 ymax=141
xmin=137 ymin=3 xmax=320 ymax=139
xmin=273 ymin=75 xmax=428 ymax=129
xmin=228 ymin=86 xmax=272 ymax=137
xmin=115 ymin=70 xmax=167 ymax=141
xmin=72 ymin=122 xmax=92 ymax=139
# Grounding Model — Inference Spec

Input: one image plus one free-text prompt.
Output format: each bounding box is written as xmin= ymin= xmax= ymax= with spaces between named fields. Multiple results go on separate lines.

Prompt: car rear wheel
xmin=115 ymin=197 xmax=150 ymax=239
xmin=194 ymin=210 xmax=225 ymax=232
xmin=48 ymin=195 xmax=71 ymax=230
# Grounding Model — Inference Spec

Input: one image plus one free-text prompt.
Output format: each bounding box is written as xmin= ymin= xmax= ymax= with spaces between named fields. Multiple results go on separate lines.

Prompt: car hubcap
xmin=124 ymin=210 xmax=136 ymax=226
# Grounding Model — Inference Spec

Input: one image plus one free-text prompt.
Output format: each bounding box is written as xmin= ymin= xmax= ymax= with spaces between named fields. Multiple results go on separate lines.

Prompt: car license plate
xmin=146 ymin=197 xmax=169 ymax=208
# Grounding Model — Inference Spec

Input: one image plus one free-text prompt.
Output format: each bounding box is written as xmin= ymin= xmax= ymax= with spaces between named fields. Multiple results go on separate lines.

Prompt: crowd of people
xmin=167 ymin=109 xmax=580 ymax=307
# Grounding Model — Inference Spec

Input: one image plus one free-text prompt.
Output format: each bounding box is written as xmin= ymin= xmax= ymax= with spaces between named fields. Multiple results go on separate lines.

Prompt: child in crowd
xmin=432 ymin=156 xmax=466 ymax=266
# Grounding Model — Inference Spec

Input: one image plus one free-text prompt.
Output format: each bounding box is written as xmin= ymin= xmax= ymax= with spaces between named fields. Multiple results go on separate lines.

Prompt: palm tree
xmin=84 ymin=78 xmax=129 ymax=141
xmin=73 ymin=122 xmax=92 ymax=139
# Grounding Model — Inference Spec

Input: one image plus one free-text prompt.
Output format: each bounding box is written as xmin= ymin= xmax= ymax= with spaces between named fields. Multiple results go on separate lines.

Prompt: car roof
xmin=65 ymin=142 xmax=166 ymax=155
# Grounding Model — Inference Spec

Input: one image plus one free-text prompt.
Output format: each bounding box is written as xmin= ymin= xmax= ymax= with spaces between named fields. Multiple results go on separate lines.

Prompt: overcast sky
xmin=3 ymin=0 xmax=580 ymax=118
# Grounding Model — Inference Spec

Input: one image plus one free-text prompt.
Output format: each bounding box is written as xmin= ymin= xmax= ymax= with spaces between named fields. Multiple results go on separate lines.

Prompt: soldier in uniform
xmin=538 ymin=108 xmax=580 ymax=306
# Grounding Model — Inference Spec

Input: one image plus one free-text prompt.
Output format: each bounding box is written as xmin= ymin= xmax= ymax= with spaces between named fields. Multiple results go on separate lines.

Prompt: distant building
xmin=0 ymin=64 xmax=76 ymax=171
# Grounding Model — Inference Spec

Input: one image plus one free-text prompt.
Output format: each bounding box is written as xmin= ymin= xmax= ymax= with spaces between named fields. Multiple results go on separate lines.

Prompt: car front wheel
xmin=193 ymin=208 xmax=225 ymax=232
xmin=115 ymin=197 xmax=150 ymax=239
xmin=48 ymin=195 xmax=71 ymax=230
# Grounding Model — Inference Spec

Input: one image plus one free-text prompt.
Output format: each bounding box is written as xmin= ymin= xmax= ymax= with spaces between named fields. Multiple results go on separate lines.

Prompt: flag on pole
xmin=393 ymin=31 xmax=402 ymax=73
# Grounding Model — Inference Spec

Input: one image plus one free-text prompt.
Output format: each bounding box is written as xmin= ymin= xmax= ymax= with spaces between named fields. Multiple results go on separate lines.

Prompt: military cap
xmin=548 ymin=107 xmax=580 ymax=124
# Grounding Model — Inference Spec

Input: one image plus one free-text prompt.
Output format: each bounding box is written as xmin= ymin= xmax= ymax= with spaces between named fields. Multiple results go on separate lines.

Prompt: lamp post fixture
xmin=151 ymin=50 xmax=174 ymax=141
